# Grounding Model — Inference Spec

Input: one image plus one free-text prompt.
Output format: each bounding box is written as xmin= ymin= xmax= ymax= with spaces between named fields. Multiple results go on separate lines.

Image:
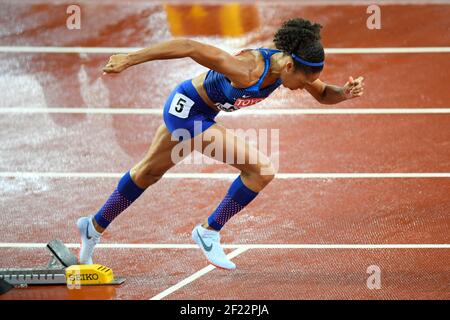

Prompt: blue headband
xmin=291 ymin=53 xmax=324 ymax=67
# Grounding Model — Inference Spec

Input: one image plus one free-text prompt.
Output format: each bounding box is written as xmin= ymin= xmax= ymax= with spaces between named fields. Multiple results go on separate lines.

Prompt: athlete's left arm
xmin=305 ymin=76 xmax=365 ymax=105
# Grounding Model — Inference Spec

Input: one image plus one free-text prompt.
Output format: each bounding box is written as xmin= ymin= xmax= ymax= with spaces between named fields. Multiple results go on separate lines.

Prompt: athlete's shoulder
xmin=234 ymin=48 xmax=254 ymax=56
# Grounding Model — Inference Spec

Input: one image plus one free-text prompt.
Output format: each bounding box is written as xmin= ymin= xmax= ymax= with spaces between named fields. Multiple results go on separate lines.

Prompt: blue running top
xmin=203 ymin=48 xmax=283 ymax=112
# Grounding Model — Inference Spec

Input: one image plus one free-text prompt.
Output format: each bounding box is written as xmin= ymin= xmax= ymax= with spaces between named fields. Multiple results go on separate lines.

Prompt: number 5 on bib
xmin=169 ymin=93 xmax=194 ymax=118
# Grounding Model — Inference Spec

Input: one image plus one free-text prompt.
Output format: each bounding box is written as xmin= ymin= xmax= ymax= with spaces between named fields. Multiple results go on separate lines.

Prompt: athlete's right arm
xmin=103 ymin=39 xmax=252 ymax=83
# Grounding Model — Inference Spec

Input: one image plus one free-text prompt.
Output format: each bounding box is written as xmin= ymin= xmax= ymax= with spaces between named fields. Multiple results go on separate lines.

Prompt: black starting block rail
xmin=0 ymin=240 xmax=125 ymax=294
xmin=0 ymin=268 xmax=67 ymax=285
xmin=0 ymin=239 xmax=125 ymax=294
xmin=0 ymin=240 xmax=77 ymax=291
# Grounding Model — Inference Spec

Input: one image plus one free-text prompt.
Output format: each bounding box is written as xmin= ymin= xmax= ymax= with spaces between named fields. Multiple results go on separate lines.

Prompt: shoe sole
xmin=76 ymin=217 xmax=93 ymax=265
xmin=76 ymin=217 xmax=87 ymax=264
xmin=76 ymin=219 xmax=84 ymax=263
xmin=210 ymin=262 xmax=235 ymax=271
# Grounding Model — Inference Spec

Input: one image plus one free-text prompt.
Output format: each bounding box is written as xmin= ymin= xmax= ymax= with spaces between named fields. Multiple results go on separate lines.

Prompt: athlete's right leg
xmin=77 ymin=123 xmax=186 ymax=264
xmin=191 ymin=123 xmax=277 ymax=270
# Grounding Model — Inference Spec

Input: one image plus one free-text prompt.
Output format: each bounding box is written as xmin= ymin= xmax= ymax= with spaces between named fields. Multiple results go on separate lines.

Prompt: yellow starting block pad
xmin=66 ymin=264 xmax=125 ymax=286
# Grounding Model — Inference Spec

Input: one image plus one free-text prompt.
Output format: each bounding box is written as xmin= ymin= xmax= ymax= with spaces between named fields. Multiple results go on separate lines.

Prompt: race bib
xmin=169 ymin=93 xmax=194 ymax=118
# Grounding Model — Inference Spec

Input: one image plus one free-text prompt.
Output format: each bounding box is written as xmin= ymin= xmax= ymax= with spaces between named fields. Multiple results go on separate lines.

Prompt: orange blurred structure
xmin=165 ymin=3 xmax=260 ymax=37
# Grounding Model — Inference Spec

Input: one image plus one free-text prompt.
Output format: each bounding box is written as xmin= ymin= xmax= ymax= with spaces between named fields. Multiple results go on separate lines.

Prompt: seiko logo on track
xmin=68 ymin=273 xmax=99 ymax=281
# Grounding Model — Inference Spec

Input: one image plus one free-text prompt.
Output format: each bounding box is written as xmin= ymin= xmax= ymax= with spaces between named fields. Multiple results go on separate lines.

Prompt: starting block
xmin=0 ymin=239 xmax=125 ymax=292
xmin=47 ymin=239 xmax=78 ymax=267
xmin=0 ymin=279 xmax=13 ymax=294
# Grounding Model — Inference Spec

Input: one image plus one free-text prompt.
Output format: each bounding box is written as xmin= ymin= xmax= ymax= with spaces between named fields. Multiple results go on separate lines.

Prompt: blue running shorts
xmin=163 ymin=79 xmax=219 ymax=141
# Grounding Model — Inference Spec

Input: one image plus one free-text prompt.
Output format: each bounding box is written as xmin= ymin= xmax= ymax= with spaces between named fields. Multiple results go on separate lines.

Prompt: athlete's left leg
xmin=77 ymin=123 xmax=189 ymax=264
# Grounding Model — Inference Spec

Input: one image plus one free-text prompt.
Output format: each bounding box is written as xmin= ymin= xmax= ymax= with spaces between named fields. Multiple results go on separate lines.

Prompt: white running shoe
xmin=76 ymin=216 xmax=101 ymax=265
xmin=192 ymin=224 xmax=236 ymax=270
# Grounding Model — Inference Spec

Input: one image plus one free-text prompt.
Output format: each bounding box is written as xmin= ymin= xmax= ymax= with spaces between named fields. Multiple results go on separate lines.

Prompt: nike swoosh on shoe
xmin=86 ymin=223 xmax=92 ymax=240
xmin=196 ymin=230 xmax=213 ymax=252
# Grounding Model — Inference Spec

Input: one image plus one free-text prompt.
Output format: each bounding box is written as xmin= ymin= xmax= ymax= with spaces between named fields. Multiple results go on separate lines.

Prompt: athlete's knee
xmin=258 ymin=164 xmax=277 ymax=186
xmin=131 ymin=162 xmax=166 ymax=187
xmin=243 ymin=163 xmax=277 ymax=189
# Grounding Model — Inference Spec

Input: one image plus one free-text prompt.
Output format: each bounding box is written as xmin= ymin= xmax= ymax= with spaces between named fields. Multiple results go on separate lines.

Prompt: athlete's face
xmin=280 ymin=61 xmax=321 ymax=90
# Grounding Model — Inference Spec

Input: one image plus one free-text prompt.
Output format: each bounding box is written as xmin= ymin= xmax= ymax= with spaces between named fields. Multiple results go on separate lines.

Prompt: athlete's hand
xmin=102 ymin=54 xmax=130 ymax=74
xmin=342 ymin=76 xmax=365 ymax=99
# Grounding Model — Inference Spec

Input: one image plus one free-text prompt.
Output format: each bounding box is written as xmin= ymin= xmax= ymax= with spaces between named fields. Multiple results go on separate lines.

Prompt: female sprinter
xmin=77 ymin=18 xmax=365 ymax=270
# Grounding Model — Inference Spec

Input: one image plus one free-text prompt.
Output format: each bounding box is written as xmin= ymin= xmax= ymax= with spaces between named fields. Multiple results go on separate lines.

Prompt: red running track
xmin=0 ymin=1 xmax=449 ymax=300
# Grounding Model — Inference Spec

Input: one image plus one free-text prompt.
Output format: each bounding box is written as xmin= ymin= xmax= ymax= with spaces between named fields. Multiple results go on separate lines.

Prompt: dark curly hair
xmin=273 ymin=18 xmax=324 ymax=74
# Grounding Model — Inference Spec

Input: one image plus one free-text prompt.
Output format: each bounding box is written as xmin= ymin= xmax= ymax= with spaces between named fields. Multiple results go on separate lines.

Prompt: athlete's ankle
xmin=202 ymin=222 xmax=218 ymax=232
xmin=92 ymin=217 xmax=105 ymax=234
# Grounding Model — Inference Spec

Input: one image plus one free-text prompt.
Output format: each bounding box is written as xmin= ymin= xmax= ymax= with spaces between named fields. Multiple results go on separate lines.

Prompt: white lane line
xmin=0 ymin=46 xmax=449 ymax=54
xmin=2 ymin=108 xmax=450 ymax=115
xmin=328 ymin=47 xmax=450 ymax=54
xmin=2 ymin=0 xmax=447 ymax=6
xmin=0 ymin=108 xmax=164 ymax=115
xmin=149 ymin=247 xmax=250 ymax=300
xmin=1 ymin=243 xmax=449 ymax=249
xmin=2 ymin=172 xmax=450 ymax=179
xmin=276 ymin=0 xmax=450 ymax=3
